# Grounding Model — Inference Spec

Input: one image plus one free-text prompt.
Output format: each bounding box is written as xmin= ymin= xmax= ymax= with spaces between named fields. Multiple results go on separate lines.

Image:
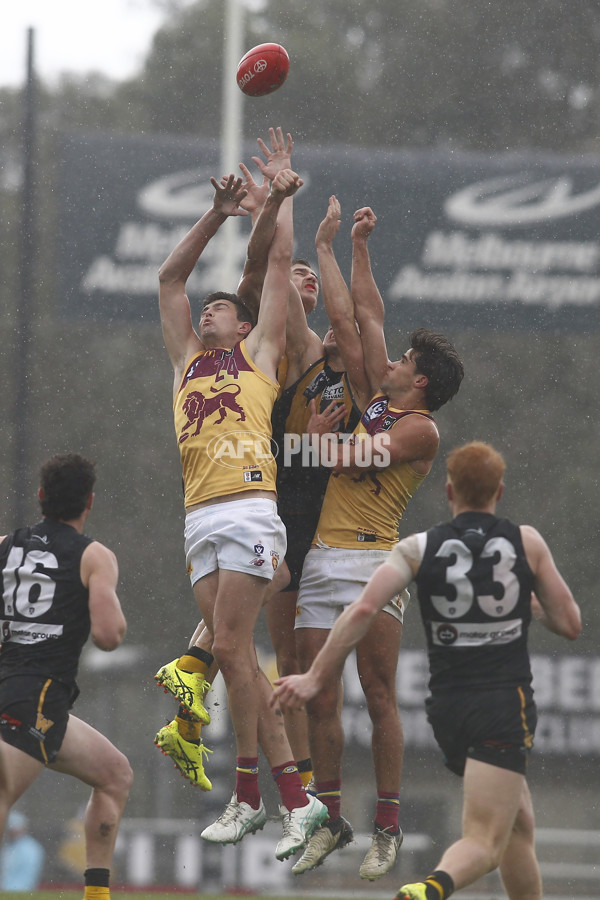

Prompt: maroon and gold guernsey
xmin=314 ymin=394 xmax=434 ymax=550
xmin=174 ymin=340 xmax=279 ymax=507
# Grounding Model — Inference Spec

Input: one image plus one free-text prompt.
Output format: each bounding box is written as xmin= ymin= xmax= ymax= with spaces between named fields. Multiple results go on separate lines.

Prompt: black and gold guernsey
xmin=0 ymin=520 xmax=93 ymax=691
xmin=314 ymin=393 xmax=434 ymax=551
xmin=272 ymin=356 xmax=361 ymax=517
xmin=414 ymin=513 xmax=535 ymax=692
xmin=174 ymin=340 xmax=279 ymax=507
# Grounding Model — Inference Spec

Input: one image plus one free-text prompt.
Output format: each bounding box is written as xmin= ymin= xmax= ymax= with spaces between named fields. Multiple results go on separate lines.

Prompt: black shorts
xmin=0 ymin=675 xmax=74 ymax=764
xmin=425 ymin=685 xmax=537 ymax=776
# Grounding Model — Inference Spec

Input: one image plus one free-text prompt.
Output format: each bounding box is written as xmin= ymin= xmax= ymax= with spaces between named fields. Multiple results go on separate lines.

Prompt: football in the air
xmin=236 ymin=43 xmax=290 ymax=97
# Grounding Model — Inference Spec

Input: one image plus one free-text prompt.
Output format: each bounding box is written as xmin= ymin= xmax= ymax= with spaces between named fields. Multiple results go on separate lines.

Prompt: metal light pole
xmin=12 ymin=27 xmax=36 ymax=524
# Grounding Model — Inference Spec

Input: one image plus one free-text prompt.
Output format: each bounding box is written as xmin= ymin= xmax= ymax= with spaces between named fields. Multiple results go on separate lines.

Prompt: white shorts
xmin=295 ymin=547 xmax=409 ymax=629
xmin=184 ymin=498 xmax=287 ymax=585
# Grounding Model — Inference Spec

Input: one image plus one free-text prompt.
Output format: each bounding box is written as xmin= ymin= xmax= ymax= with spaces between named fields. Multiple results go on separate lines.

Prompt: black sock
xmin=425 ymin=870 xmax=454 ymax=899
xmin=84 ymin=868 xmax=110 ymax=887
xmin=184 ymin=646 xmax=214 ymax=667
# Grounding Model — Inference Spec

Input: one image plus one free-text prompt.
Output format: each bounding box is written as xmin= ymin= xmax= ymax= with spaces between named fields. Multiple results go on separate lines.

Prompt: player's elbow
xmin=552 ymin=601 xmax=582 ymax=641
xmin=563 ymin=609 xmax=582 ymax=641
xmin=158 ymin=263 xmax=178 ymax=286
xmin=326 ymin=306 xmax=353 ymax=331
xmin=348 ymin=601 xmax=376 ymax=631
xmin=158 ymin=255 xmax=188 ymax=287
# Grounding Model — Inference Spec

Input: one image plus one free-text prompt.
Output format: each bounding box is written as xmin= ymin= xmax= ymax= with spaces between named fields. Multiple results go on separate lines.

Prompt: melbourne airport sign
xmin=58 ymin=131 xmax=600 ymax=331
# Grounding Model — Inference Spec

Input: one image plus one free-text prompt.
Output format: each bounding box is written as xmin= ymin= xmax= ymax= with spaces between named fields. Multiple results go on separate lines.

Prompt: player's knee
xmin=211 ymin=637 xmax=235 ymax=672
xmin=103 ymin=749 xmax=134 ymax=800
xmin=272 ymin=563 xmax=291 ymax=592
xmin=513 ymin=800 xmax=535 ymax=843
xmin=276 ymin=646 xmax=300 ymax=677
xmin=363 ymin=680 xmax=398 ymax=721
xmin=306 ymin=687 xmax=338 ymax=719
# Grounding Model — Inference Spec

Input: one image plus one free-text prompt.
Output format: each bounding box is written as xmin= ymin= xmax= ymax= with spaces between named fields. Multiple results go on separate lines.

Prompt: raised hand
xmin=270 ymin=167 xmax=303 ymax=200
xmin=252 ymin=126 xmax=293 ymax=181
xmin=210 ymin=174 xmax=249 ymax=217
xmin=352 ymin=206 xmax=377 ymax=241
xmin=315 ymin=195 xmax=342 ymax=249
xmin=237 ymin=162 xmax=270 ymax=216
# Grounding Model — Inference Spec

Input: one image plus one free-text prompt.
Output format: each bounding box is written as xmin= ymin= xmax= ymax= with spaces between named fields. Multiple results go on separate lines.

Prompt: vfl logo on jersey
xmin=243 ymin=471 xmax=263 ymax=482
xmin=303 ymin=368 xmax=332 ymax=402
xmin=357 ymin=531 xmax=377 ymax=543
xmin=179 ymin=385 xmax=246 ymax=443
xmin=363 ymin=399 xmax=388 ymax=423
xmin=35 ymin=712 xmax=54 ymax=734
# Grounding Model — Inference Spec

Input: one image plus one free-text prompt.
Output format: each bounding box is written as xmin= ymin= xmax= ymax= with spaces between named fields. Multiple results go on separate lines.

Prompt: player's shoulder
xmin=519 ymin=523 xmax=546 ymax=551
xmin=390 ymin=410 xmax=440 ymax=460
xmin=285 ymin=339 xmax=325 ymax=387
xmin=81 ymin=540 xmax=118 ymax=569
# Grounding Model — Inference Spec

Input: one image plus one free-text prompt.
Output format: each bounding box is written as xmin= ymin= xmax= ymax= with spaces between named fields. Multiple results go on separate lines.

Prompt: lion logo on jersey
xmin=342 ymin=470 xmax=383 ymax=496
xmin=179 ymin=385 xmax=246 ymax=443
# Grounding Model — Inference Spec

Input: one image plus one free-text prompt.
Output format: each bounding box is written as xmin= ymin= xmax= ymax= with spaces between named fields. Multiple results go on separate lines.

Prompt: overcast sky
xmin=2 ymin=0 xmax=168 ymax=87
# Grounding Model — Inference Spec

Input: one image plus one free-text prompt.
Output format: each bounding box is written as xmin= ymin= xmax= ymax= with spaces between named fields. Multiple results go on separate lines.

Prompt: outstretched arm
xmin=236 ymin=162 xmax=276 ymax=323
xmin=158 ymin=174 xmax=248 ymax=386
xmin=246 ymin=168 xmax=303 ymax=381
xmin=315 ymin=196 xmax=370 ymax=407
xmin=237 ymin=128 xmax=294 ymax=319
xmin=522 ymin=526 xmax=581 ymax=640
xmin=351 ymin=207 xmax=390 ymax=394
xmin=283 ymin=280 xmax=325 ymax=382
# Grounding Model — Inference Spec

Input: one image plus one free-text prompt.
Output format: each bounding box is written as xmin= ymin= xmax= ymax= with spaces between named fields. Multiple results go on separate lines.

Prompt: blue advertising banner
xmin=58 ymin=131 xmax=600 ymax=330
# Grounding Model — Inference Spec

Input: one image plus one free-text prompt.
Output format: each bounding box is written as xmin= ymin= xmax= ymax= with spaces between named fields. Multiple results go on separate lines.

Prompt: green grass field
xmin=0 ymin=894 xmax=404 ymax=900
xmin=0 ymin=894 xmax=275 ymax=900
xmin=0 ymin=893 xmax=499 ymax=900
xmin=0 ymin=895 xmax=384 ymax=900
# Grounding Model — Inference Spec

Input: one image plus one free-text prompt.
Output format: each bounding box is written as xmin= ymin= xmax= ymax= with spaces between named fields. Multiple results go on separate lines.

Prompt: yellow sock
xmin=177 ymin=653 xmax=209 ymax=675
xmin=299 ymin=768 xmax=313 ymax=788
xmin=176 ymin=714 xmax=201 ymax=742
xmin=84 ymin=887 xmax=109 ymax=900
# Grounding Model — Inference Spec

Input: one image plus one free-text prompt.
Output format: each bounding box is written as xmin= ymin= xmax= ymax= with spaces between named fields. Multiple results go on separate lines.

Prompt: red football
xmin=236 ymin=43 xmax=290 ymax=97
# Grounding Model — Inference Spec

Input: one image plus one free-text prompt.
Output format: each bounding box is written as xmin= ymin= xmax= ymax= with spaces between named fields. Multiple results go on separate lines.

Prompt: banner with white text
xmin=58 ymin=131 xmax=600 ymax=331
